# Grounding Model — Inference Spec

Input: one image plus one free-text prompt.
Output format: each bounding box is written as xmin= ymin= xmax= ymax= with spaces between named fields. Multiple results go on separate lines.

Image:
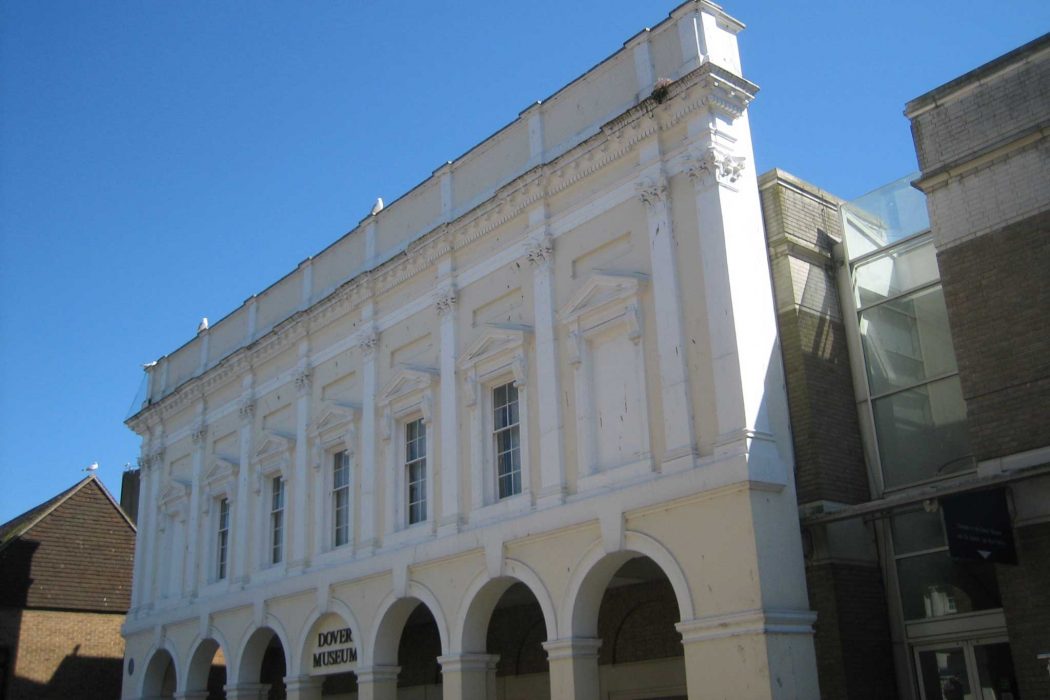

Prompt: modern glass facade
xmin=842 ymin=176 xmax=973 ymax=492
xmin=839 ymin=175 xmax=1017 ymax=698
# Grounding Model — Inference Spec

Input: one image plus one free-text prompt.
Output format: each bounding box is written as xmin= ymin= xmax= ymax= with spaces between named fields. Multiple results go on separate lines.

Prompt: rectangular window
xmin=332 ymin=450 xmax=350 ymax=547
xmin=405 ymin=418 xmax=427 ymax=524
xmin=270 ymin=476 xmax=284 ymax=564
xmin=493 ymin=382 xmax=521 ymax=498
xmin=216 ymin=498 xmax=230 ymax=580
xmin=891 ymin=509 xmax=1001 ymax=620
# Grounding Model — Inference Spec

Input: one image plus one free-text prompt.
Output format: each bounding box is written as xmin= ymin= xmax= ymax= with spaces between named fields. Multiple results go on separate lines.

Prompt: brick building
xmin=759 ymin=33 xmax=1050 ymax=700
xmin=0 ymin=475 xmax=137 ymax=699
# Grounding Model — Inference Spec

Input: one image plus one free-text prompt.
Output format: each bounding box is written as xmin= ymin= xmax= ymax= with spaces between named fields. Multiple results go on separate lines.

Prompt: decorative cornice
xmin=129 ymin=61 xmax=755 ymax=427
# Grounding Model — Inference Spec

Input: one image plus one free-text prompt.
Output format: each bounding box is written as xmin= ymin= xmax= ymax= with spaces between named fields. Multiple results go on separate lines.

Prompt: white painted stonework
xmin=123 ymin=3 xmax=818 ymax=699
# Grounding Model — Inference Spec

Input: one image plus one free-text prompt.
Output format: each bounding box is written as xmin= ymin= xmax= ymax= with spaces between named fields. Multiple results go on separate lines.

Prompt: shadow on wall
xmin=6 ymin=648 xmax=123 ymax=700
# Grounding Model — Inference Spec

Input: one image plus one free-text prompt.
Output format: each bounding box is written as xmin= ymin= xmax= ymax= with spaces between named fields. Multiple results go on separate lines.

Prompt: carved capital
xmin=434 ymin=287 xmax=458 ymax=316
xmin=295 ymin=366 xmax=312 ymax=395
xmin=636 ymin=177 xmax=668 ymax=209
xmin=525 ymin=235 xmax=554 ymax=268
xmin=191 ymin=425 xmax=208 ymax=446
xmin=686 ymin=148 xmax=746 ymax=188
xmin=238 ymin=399 xmax=256 ymax=425
xmin=359 ymin=330 xmax=379 ymax=358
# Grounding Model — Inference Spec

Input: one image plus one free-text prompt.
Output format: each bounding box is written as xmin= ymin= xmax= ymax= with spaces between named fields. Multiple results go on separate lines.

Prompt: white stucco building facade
xmin=123 ymin=3 xmax=820 ymax=698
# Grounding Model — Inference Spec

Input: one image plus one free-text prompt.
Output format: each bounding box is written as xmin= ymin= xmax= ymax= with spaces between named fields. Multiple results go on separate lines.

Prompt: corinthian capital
xmin=295 ymin=365 xmax=312 ymax=395
xmin=238 ymin=398 xmax=256 ymax=425
xmin=525 ymin=235 xmax=554 ymax=268
xmin=435 ymin=286 xmax=458 ymax=316
xmin=686 ymin=148 xmax=746 ymax=188
xmin=636 ymin=177 xmax=668 ymax=209
xmin=359 ymin=330 xmax=379 ymax=358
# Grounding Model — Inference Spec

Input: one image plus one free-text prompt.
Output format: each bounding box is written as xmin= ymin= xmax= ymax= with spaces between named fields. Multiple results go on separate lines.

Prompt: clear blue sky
xmin=1 ymin=1 xmax=1046 ymax=524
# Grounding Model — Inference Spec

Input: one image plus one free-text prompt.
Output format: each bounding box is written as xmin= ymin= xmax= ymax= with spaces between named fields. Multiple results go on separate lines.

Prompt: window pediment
xmin=460 ymin=324 xmax=531 ymax=383
xmin=379 ymin=365 xmax=439 ymax=407
xmin=311 ymin=402 xmax=359 ymax=441
xmin=158 ymin=479 xmax=191 ymax=517
xmin=203 ymin=457 xmax=238 ymax=487
xmin=558 ymin=271 xmax=649 ymax=329
xmin=255 ymin=431 xmax=294 ymax=464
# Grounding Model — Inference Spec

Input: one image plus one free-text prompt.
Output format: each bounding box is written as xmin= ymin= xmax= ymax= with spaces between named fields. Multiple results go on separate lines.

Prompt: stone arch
xmin=294 ymin=599 xmax=363 ymax=677
xmin=453 ymin=558 xmax=557 ymax=653
xmin=365 ymin=581 xmax=448 ymax=667
xmin=183 ymin=628 xmax=232 ymax=694
xmin=561 ymin=530 xmax=694 ymax=638
xmin=233 ymin=620 xmax=292 ymax=687
xmin=139 ymin=642 xmax=179 ymax=699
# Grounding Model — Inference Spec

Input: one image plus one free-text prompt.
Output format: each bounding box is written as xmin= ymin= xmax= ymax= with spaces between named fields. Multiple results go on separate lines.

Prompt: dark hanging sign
xmin=941 ymin=488 xmax=1017 ymax=565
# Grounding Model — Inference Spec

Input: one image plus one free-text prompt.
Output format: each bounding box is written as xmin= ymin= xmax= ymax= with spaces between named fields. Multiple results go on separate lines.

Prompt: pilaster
xmin=234 ymin=387 xmax=255 ymax=583
xmin=526 ymin=219 xmax=566 ymax=506
xmin=290 ymin=342 xmax=312 ymax=571
xmin=359 ymin=322 xmax=379 ymax=552
xmin=636 ymin=175 xmax=697 ymax=470
xmin=686 ymin=120 xmax=788 ymax=486
xmin=185 ymin=409 xmax=207 ymax=598
xmin=436 ymin=283 xmax=461 ymax=534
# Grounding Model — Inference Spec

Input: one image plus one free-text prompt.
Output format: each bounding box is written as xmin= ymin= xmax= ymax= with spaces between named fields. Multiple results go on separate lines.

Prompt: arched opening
xmin=580 ymin=554 xmax=687 ymax=699
xmin=396 ymin=603 xmax=442 ymax=693
xmin=186 ymin=638 xmax=227 ymax=699
xmin=141 ymin=648 xmax=176 ymax=699
xmin=371 ymin=596 xmax=444 ymax=696
xmin=239 ymin=627 xmax=287 ymax=700
xmin=486 ymin=581 xmax=550 ymax=699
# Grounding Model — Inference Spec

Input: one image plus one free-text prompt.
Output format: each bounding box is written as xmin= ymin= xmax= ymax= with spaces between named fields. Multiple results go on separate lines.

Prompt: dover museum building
xmin=125 ymin=2 xmax=1050 ymax=699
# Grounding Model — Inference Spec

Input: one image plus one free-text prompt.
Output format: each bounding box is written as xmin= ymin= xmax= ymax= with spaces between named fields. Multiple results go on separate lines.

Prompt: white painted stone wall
xmin=123 ymin=3 xmax=818 ymax=699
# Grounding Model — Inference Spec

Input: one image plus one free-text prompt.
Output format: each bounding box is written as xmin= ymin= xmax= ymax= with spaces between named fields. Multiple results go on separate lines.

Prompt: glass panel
xmin=859 ymin=285 xmax=958 ymax=395
xmin=918 ymin=647 xmax=972 ymax=700
xmin=854 ymin=238 xmax=939 ymax=307
xmin=974 ymin=643 xmax=1020 ymax=700
xmin=892 ymin=510 xmax=945 ymax=555
xmin=897 ymin=551 xmax=1001 ymax=620
xmin=841 ymin=173 xmax=929 ymax=259
xmin=874 ymin=376 xmax=971 ymax=488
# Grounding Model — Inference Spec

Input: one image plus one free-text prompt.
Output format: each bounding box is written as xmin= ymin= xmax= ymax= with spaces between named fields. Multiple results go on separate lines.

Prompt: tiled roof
xmin=0 ymin=476 xmax=136 ymax=612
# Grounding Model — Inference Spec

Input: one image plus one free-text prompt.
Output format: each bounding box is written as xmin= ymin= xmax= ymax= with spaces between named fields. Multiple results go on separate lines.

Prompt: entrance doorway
xmin=914 ymin=638 xmax=1020 ymax=700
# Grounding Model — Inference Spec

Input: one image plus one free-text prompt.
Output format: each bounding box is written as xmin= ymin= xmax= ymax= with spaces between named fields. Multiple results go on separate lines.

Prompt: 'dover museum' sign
xmin=308 ymin=619 xmax=358 ymax=675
